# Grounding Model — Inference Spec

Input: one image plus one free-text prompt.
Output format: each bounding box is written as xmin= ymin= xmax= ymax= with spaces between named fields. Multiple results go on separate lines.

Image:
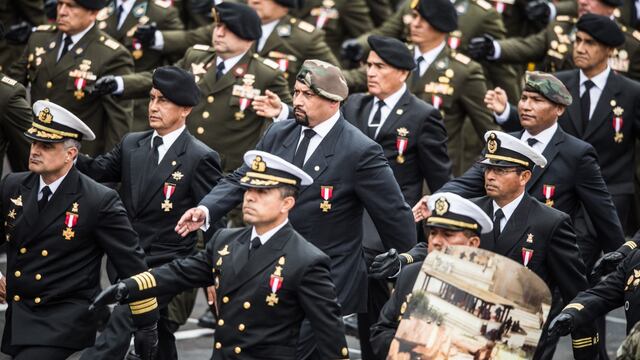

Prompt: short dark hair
xmin=277 ymin=185 xmax=299 ymax=200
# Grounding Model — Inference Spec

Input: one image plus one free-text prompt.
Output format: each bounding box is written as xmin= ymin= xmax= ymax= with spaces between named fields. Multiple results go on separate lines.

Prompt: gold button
xmin=13 ymin=295 xmax=20 ymax=302
xmin=215 ymin=342 xmax=222 ymax=349
xmin=46 ymin=81 xmax=53 ymax=89
xmin=243 ymin=301 xmax=251 ymax=309
xmin=341 ymin=347 xmax=348 ymax=356
xmin=222 ymin=296 xmax=229 ymax=303
xmin=234 ymin=347 xmax=241 ymax=354
xmin=202 ymin=111 xmax=210 ymax=119
xmin=41 ymin=250 xmax=48 ymax=257
xmin=217 ymin=319 xmax=224 ymax=326
xmin=35 ymin=274 xmax=42 ymax=280
xmin=197 ymin=127 xmax=205 ymax=135
xmin=35 ymin=297 xmax=41 ymax=304
xmin=14 ymin=271 xmax=21 ymax=277
xmin=19 ymin=247 xmax=27 ymax=254
xmin=207 ymin=96 xmax=214 ymax=103
xmin=238 ymin=324 xmax=245 ymax=331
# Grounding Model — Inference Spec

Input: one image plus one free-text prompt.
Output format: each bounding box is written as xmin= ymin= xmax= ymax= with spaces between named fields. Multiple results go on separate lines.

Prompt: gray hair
xmin=63 ymin=139 xmax=82 ymax=159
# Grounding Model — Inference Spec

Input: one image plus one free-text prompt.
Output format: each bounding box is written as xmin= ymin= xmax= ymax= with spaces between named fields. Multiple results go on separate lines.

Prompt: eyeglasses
xmin=483 ymin=166 xmax=522 ymax=176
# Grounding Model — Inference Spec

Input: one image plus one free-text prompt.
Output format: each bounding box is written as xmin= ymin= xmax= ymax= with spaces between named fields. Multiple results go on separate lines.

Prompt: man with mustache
xmin=175 ymin=59 xmax=416 ymax=359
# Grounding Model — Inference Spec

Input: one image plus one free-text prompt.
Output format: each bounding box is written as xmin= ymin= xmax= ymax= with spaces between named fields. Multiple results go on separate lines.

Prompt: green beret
xmin=523 ymin=71 xmax=572 ymax=106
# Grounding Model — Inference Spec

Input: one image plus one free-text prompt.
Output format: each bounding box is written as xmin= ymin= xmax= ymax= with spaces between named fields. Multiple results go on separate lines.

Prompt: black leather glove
xmin=525 ymin=0 xmax=551 ymax=26
xmin=44 ymin=0 xmax=58 ymax=21
xmin=340 ymin=38 xmax=365 ymax=62
xmin=369 ymin=249 xmax=405 ymax=279
xmin=547 ymin=313 xmax=574 ymax=338
xmin=467 ymin=34 xmax=496 ymax=60
xmin=133 ymin=323 xmax=159 ymax=360
xmin=4 ymin=21 xmax=32 ymax=45
xmin=591 ymin=251 xmax=625 ymax=279
xmin=133 ymin=23 xmax=158 ymax=48
xmin=88 ymin=75 xmax=118 ymax=96
xmin=89 ymin=282 xmax=129 ymax=311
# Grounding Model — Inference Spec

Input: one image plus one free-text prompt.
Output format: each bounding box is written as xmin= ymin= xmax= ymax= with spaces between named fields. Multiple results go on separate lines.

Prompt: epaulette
xmin=102 ymin=38 xmax=121 ymax=50
xmin=556 ymin=15 xmax=576 ymax=23
xmin=475 ymin=0 xmax=492 ymax=11
xmin=253 ymin=53 xmax=279 ymax=70
xmin=454 ymin=52 xmax=471 ymax=65
xmin=634 ymin=30 xmax=640 ymax=42
xmin=154 ymin=0 xmax=171 ymax=8
xmin=0 ymin=76 xmax=17 ymax=86
xmin=298 ymin=20 xmax=315 ymax=33
xmin=192 ymin=44 xmax=212 ymax=51
xmin=35 ymin=24 xmax=56 ymax=32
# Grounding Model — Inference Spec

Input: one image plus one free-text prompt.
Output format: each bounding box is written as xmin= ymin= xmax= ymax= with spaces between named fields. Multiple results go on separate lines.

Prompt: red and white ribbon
xmin=542 ymin=185 xmax=555 ymax=201
xmin=432 ymin=95 xmax=443 ymax=110
xmin=396 ymin=137 xmax=408 ymax=157
xmin=522 ymin=248 xmax=534 ymax=267
xmin=163 ymin=183 xmax=176 ymax=200
xmin=65 ymin=212 xmax=78 ymax=228
xmin=613 ymin=116 xmax=623 ymax=133
xmin=320 ymin=186 xmax=333 ymax=201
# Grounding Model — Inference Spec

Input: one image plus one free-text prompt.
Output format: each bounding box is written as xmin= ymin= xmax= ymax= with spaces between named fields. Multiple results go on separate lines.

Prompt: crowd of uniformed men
xmin=1 ymin=0 xmax=640 ymax=358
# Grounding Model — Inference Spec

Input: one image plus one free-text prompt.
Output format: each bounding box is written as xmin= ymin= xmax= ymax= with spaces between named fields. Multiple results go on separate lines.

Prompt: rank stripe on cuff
xmin=572 ymin=337 xmax=597 ymax=348
xmin=563 ymin=303 xmax=584 ymax=311
xmin=400 ymin=253 xmax=414 ymax=264
xmin=624 ymin=241 xmax=637 ymax=249
xmin=130 ymin=298 xmax=158 ymax=314
xmin=131 ymin=271 xmax=157 ymax=291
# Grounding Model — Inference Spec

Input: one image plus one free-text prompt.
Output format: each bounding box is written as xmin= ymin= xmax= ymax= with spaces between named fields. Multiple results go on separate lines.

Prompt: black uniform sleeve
xmin=75 ymin=140 xmax=124 ymax=183
xmin=437 ymin=162 xmax=486 ymax=198
xmin=418 ymin=107 xmax=453 ymax=192
xmin=191 ymin=151 xmax=223 ymax=239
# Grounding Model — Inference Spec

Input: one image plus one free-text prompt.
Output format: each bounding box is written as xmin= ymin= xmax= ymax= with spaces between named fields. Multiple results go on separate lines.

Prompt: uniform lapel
xmin=17 ymin=175 xmax=40 ymax=231
xmin=43 ymin=33 xmax=63 ymax=78
xmin=52 ymin=25 xmax=100 ymax=78
xmin=475 ymin=197 xmax=496 ymax=252
xmin=357 ymin=96 xmax=375 ymax=133
xmin=224 ymin=224 xmax=292 ymax=295
xmin=257 ymin=17 xmax=286 ymax=56
xmin=129 ymin=134 xmax=152 ymax=212
xmin=299 ymin=117 xmax=345 ymax=195
xmin=377 ymin=89 xmax=411 ymax=137
xmin=564 ymin=70 xmax=584 ymax=136
xmin=280 ymin=125 xmax=302 ymax=164
xmin=193 ymin=52 xmax=218 ymax=95
xmin=526 ymin=127 xmax=564 ymax=190
xmin=101 ymin=1 xmax=119 ymax=38
xmin=495 ymin=194 xmax=532 ymax=257
xmin=583 ymin=71 xmax=620 ymax=139
xmin=229 ymin=230 xmax=251 ymax=279
xmin=209 ymin=51 xmax=253 ymax=94
xmin=118 ymin=0 xmax=144 ymax=39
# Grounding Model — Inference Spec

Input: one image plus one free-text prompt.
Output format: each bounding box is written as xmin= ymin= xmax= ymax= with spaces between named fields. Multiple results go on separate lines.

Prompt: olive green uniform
xmin=121 ymin=46 xmax=291 ymax=172
xmin=96 ymin=0 xmax=184 ymax=132
xmin=353 ymin=0 xmax=521 ymax=103
xmin=292 ymin=0 xmax=375 ymax=61
xmin=159 ymin=15 xmax=340 ymax=89
xmin=497 ymin=16 xmax=640 ymax=81
xmin=0 ymin=73 xmax=32 ymax=172
xmin=486 ymin=0 xmax=577 ymax=38
xmin=408 ymin=46 xmax=499 ymax=176
xmin=0 ymin=0 xmax=46 ymax=73
xmin=8 ymin=24 xmax=134 ymax=156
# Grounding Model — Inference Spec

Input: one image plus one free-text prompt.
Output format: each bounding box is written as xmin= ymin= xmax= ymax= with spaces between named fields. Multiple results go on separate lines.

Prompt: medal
xmin=447 ymin=31 xmax=462 ymax=50
xmin=522 ymin=248 xmax=534 ymax=267
xmin=542 ymin=184 xmax=555 ymax=207
xmin=494 ymin=1 xmax=505 ymax=13
xmin=162 ymin=183 xmax=176 ymax=212
xmin=432 ymin=95 xmax=443 ymax=110
xmin=63 ymin=211 xmax=79 ymax=240
xmin=266 ymin=257 xmax=285 ymax=306
xmin=74 ymin=78 xmax=86 ymax=100
xmin=612 ymin=109 xmax=624 ymax=143
xmin=312 ymin=0 xmax=338 ymax=29
xmin=526 ymin=233 xmax=534 ymax=243
xmin=232 ymin=74 xmax=261 ymax=120
xmin=320 ymin=186 xmax=333 ymax=212
xmin=132 ymin=39 xmax=143 ymax=60
xmin=396 ymin=127 xmax=409 ymax=164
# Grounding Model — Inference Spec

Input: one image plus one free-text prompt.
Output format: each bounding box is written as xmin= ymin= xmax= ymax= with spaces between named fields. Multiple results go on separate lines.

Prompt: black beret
xmin=273 ymin=0 xmax=304 ymax=8
xmin=214 ymin=2 xmax=262 ymax=41
xmin=367 ymin=35 xmax=416 ymax=70
xmin=412 ymin=0 xmax=457 ymax=33
xmin=74 ymin=0 xmax=107 ymax=10
xmin=576 ymin=14 xmax=625 ymax=48
xmin=152 ymin=66 xmax=201 ymax=107
xmin=599 ymin=0 xmax=623 ymax=7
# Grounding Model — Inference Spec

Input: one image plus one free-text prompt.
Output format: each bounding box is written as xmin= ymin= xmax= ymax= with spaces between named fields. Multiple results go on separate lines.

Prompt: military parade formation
xmin=0 ymin=0 xmax=640 ymax=358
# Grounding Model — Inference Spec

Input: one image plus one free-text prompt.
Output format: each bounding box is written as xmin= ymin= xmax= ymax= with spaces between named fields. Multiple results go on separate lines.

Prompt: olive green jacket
xmin=0 ymin=73 xmax=32 ymax=172
xmin=0 ymin=0 xmax=46 ymax=73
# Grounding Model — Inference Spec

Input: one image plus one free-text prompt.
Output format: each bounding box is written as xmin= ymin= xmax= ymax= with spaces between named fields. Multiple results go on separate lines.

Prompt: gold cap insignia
xmin=38 ymin=108 xmax=53 ymax=124
xmin=397 ymin=127 xmax=409 ymax=137
xmin=487 ymin=132 xmax=499 ymax=154
xmin=251 ymin=156 xmax=267 ymax=172
xmin=434 ymin=197 xmax=449 ymax=216
xmin=410 ymin=0 xmax=419 ymax=8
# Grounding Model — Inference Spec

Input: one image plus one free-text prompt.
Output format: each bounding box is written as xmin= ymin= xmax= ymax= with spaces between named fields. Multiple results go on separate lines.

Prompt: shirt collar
xmin=492 ymin=191 xmax=525 ymax=222
xmin=260 ymin=19 xmax=280 ymax=41
xmin=579 ymin=66 xmax=610 ymax=90
xmin=116 ymin=0 xmax=136 ymax=14
xmin=302 ymin=110 xmax=341 ymax=139
xmin=39 ymin=171 xmax=70 ymax=196
xmin=64 ymin=22 xmax=95 ymax=45
xmin=521 ymin=122 xmax=558 ymax=149
xmin=375 ymin=83 xmax=406 ymax=110
xmin=250 ymin=218 xmax=289 ymax=245
xmin=151 ymin=125 xmax=186 ymax=149
xmin=216 ymin=51 xmax=248 ymax=73
xmin=414 ymin=41 xmax=446 ymax=65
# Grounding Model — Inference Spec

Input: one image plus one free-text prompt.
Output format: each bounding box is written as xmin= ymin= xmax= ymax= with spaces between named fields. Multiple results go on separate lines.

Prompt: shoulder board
xmin=298 ymin=20 xmax=315 ymax=33
xmin=475 ymin=0 xmax=492 ymax=11
xmin=35 ymin=24 xmax=56 ymax=32
xmin=154 ymin=0 xmax=171 ymax=8
xmin=555 ymin=15 xmax=575 ymax=22
xmin=253 ymin=53 xmax=279 ymax=70
xmin=1 ymin=76 xmax=17 ymax=86
xmin=192 ymin=44 xmax=212 ymax=51
xmin=103 ymin=38 xmax=121 ymax=50
xmin=454 ymin=52 xmax=471 ymax=65
xmin=633 ymin=30 xmax=640 ymax=42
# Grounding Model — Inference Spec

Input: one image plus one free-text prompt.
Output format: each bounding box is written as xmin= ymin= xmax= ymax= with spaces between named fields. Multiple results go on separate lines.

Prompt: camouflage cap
xmin=523 ymin=71 xmax=572 ymax=106
xmin=296 ymin=60 xmax=349 ymax=102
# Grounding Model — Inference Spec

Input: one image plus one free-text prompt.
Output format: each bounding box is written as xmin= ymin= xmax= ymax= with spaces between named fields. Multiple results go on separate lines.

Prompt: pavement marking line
xmin=174 ymin=329 xmax=215 ymax=340
xmin=605 ymin=315 xmax=627 ymax=324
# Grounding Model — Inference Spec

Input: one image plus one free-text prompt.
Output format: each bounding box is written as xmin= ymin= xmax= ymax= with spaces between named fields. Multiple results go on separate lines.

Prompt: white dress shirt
xmin=38 ymin=172 xmax=69 ymax=201
xmin=250 ymin=219 xmax=289 ymax=246
xmin=57 ymin=23 xmax=95 ymax=60
xmin=520 ymin=122 xmax=558 ymax=153
xmin=367 ymin=84 xmax=406 ymax=138
xmin=150 ymin=125 xmax=186 ymax=164
xmin=296 ymin=110 xmax=341 ymax=164
xmin=115 ymin=0 xmax=135 ymax=29
xmin=414 ymin=41 xmax=446 ymax=77
xmin=579 ymin=67 xmax=610 ymax=121
xmin=492 ymin=191 xmax=525 ymax=232
xmin=216 ymin=51 xmax=247 ymax=76
xmin=257 ymin=20 xmax=279 ymax=52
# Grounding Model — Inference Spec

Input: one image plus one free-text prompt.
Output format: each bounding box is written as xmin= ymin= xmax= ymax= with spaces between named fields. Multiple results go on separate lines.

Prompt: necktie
xmin=292 ymin=129 xmax=316 ymax=168
xmin=526 ymin=138 xmax=538 ymax=147
xmin=580 ymin=80 xmax=595 ymax=135
xmin=38 ymin=186 xmax=52 ymax=212
xmin=116 ymin=3 xmax=125 ymax=29
xmin=493 ymin=208 xmax=504 ymax=240
xmin=58 ymin=36 xmax=73 ymax=62
xmin=368 ymin=100 xmax=385 ymax=138
xmin=216 ymin=61 xmax=226 ymax=80
xmin=151 ymin=136 xmax=163 ymax=165
xmin=411 ymin=56 xmax=425 ymax=88
xmin=249 ymin=237 xmax=261 ymax=258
